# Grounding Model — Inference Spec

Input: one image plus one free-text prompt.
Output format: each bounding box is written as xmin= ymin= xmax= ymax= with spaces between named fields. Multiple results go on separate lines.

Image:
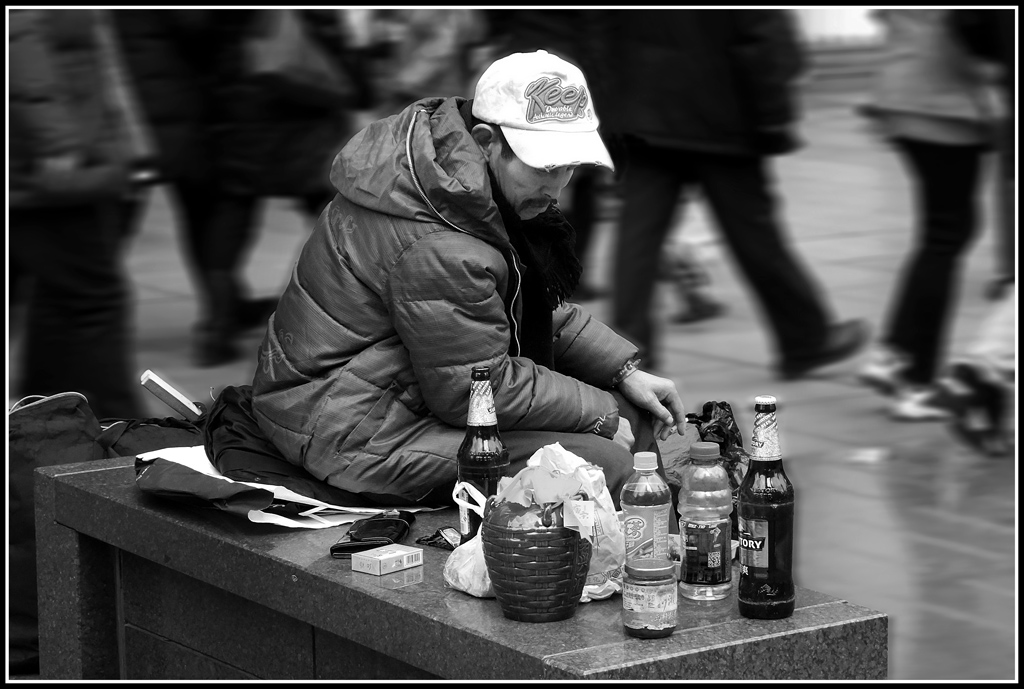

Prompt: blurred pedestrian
xmin=113 ymin=9 xmax=372 ymax=367
xmin=484 ymin=9 xmax=613 ymax=301
xmin=658 ymin=200 xmax=727 ymax=324
xmin=597 ymin=9 xmax=869 ymax=374
xmin=365 ymin=8 xmax=487 ymax=114
xmin=946 ymin=8 xmax=1015 ymax=300
xmin=856 ymin=9 xmax=1004 ymax=420
xmin=933 ymin=284 xmax=1015 ymax=457
xmin=9 ymin=8 xmax=151 ymax=420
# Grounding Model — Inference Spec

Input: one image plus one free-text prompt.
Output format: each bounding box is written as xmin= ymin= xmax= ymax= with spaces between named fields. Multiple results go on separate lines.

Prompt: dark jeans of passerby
xmin=611 ymin=137 xmax=830 ymax=369
xmin=10 ymin=200 xmax=145 ymax=419
xmin=882 ymin=138 xmax=986 ymax=386
xmin=173 ymin=186 xmax=334 ymax=365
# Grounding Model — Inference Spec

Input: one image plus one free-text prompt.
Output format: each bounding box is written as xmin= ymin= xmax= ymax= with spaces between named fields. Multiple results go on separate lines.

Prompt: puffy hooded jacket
xmin=251 ymin=96 xmax=637 ymax=504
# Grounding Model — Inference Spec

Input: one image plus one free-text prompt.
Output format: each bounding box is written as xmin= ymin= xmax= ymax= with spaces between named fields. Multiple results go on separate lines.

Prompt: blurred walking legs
xmin=10 ymin=200 xmax=146 ymax=419
xmin=860 ymin=139 xmax=986 ymax=420
xmin=884 ymin=139 xmax=984 ymax=385
xmin=612 ymin=138 xmax=853 ymax=373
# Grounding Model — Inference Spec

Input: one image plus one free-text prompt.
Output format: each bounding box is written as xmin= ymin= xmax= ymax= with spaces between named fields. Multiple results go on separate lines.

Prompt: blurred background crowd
xmin=9 ymin=7 xmax=1014 ymax=446
xmin=5 ymin=8 xmax=1017 ymax=682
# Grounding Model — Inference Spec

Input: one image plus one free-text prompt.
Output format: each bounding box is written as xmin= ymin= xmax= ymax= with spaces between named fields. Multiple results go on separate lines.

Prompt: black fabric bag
xmin=7 ymin=392 xmax=205 ymax=676
xmin=202 ymin=384 xmax=379 ymax=509
xmin=8 ymin=393 xmax=105 ymax=675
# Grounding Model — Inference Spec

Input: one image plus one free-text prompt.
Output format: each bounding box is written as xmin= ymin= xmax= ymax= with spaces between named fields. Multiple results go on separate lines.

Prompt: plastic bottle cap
xmin=689 ymin=441 xmax=720 ymax=459
xmin=632 ymin=451 xmax=658 ymax=470
xmin=625 ymin=558 xmax=675 ymax=579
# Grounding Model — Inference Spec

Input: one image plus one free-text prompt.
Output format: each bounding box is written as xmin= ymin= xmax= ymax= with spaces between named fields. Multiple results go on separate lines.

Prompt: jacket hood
xmin=329 ymin=96 xmax=510 ymax=249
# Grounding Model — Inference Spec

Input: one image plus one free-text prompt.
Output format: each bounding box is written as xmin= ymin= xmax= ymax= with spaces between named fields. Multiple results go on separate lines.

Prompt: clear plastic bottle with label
xmin=677 ymin=441 xmax=733 ymax=600
xmin=620 ymin=451 xmax=672 ymax=564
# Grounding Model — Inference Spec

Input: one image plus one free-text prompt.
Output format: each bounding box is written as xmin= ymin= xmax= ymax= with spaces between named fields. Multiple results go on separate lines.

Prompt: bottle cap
xmin=625 ymin=558 xmax=676 ymax=580
xmin=754 ymin=394 xmax=777 ymax=406
xmin=632 ymin=451 xmax=658 ymax=470
xmin=689 ymin=441 xmax=720 ymax=459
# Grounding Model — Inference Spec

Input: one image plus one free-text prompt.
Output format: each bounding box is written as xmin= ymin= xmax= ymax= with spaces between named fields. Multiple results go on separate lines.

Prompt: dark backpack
xmin=8 ymin=392 xmax=203 ymax=676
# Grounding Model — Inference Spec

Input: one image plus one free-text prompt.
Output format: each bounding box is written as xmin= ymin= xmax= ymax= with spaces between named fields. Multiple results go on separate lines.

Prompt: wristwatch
xmin=611 ymin=356 xmax=642 ymax=387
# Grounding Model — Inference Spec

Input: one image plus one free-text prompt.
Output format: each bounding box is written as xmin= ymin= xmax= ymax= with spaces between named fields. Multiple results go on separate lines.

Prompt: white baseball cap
xmin=472 ymin=50 xmax=614 ymax=171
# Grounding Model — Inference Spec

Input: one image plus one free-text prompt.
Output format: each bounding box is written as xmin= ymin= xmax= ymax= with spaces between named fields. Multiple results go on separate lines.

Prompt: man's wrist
xmin=611 ymin=356 xmax=641 ymax=387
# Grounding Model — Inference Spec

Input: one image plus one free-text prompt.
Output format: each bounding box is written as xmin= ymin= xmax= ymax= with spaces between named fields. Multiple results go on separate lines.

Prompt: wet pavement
xmin=8 ymin=90 xmax=1016 ymax=681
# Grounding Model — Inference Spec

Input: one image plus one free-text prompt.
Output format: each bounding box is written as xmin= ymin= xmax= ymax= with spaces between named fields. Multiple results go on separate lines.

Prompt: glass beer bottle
xmin=737 ymin=395 xmax=795 ymax=619
xmin=457 ymin=366 xmax=510 ymax=545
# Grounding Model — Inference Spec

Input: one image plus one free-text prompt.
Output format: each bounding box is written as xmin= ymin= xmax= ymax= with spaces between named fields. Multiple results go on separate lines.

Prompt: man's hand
xmin=612 ymin=415 xmax=634 ymax=450
xmin=618 ymin=370 xmax=687 ymax=441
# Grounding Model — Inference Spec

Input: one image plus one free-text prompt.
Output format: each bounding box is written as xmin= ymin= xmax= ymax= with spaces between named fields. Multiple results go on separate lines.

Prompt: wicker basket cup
xmin=480 ymin=497 xmax=593 ymax=623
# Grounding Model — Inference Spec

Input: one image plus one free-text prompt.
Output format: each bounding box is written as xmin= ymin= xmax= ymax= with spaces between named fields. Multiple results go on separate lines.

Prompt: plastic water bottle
xmin=620 ymin=451 xmax=672 ymax=564
xmin=678 ymin=441 xmax=733 ymax=600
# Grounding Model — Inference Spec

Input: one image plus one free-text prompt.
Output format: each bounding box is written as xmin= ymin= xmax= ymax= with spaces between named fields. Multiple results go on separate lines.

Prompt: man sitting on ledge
xmin=250 ymin=50 xmax=687 ymax=507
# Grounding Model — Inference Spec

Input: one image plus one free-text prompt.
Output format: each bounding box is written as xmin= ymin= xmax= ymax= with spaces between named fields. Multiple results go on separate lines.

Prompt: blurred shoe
xmin=778 ymin=319 xmax=871 ymax=380
xmin=673 ymin=297 xmax=726 ymax=324
xmin=890 ymin=386 xmax=950 ymax=421
xmin=857 ymin=345 xmax=909 ymax=396
xmin=935 ymin=362 xmax=1011 ymax=457
xmin=237 ymin=297 xmax=278 ymax=332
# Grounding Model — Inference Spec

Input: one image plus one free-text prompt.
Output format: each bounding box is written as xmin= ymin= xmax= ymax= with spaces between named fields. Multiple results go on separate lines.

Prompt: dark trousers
xmin=612 ymin=138 xmax=831 ymax=367
xmin=10 ymin=200 xmax=145 ymax=419
xmin=885 ymin=138 xmax=985 ymax=385
xmin=170 ymin=185 xmax=332 ymax=332
xmin=567 ymin=166 xmax=598 ymax=266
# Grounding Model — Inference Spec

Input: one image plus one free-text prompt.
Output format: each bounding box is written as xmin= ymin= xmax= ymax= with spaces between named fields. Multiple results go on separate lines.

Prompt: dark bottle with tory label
xmin=457 ymin=366 xmax=510 ymax=545
xmin=737 ymin=395 xmax=795 ymax=619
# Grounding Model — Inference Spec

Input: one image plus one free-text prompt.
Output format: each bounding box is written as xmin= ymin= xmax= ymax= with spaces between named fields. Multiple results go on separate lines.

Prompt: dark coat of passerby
xmin=856 ymin=9 xmax=1004 ymax=421
xmin=596 ymin=9 xmax=869 ymax=375
xmin=250 ymin=50 xmax=687 ymax=507
xmin=113 ymin=9 xmax=372 ymax=367
xmin=9 ymin=8 xmax=149 ymax=421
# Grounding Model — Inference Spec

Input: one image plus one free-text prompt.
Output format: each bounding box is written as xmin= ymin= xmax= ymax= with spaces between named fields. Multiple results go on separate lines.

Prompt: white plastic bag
xmin=442 ymin=481 xmax=494 ymax=598
xmin=525 ymin=444 xmax=625 ymax=602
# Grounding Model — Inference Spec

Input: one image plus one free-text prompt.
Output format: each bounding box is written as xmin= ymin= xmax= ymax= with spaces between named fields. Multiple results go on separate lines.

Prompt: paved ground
xmin=8 ymin=90 xmax=1016 ymax=681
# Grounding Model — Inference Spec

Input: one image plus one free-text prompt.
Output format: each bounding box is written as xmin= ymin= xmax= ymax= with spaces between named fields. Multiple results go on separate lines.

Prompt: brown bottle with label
xmin=737 ymin=395 xmax=795 ymax=619
xmin=456 ymin=366 xmax=510 ymax=545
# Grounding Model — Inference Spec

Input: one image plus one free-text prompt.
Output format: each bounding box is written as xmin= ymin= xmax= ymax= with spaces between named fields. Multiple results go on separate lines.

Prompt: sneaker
xmin=936 ymin=362 xmax=1011 ymax=457
xmin=778 ymin=319 xmax=871 ymax=380
xmin=857 ymin=346 xmax=908 ymax=396
xmin=890 ymin=386 xmax=950 ymax=421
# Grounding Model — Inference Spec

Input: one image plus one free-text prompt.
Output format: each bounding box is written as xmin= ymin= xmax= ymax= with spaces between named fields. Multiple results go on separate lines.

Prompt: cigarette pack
xmin=351 ymin=544 xmax=423 ymax=576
